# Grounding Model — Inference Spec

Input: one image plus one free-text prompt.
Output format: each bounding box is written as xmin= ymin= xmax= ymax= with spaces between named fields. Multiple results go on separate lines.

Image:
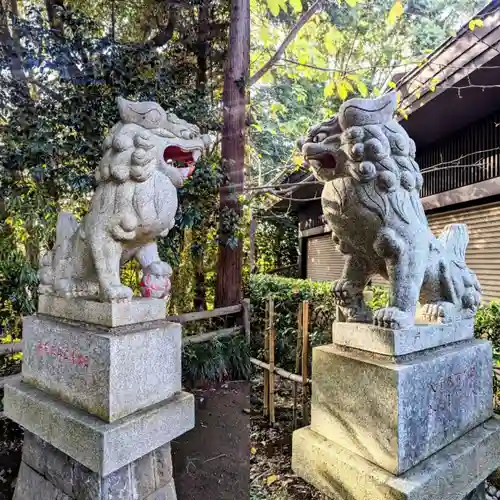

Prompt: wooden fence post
xmin=242 ymin=298 xmax=251 ymax=344
xmin=292 ymin=301 xmax=303 ymax=429
xmin=268 ymin=298 xmax=276 ymax=425
xmin=301 ymin=300 xmax=310 ymax=425
xmin=263 ymin=298 xmax=270 ymax=418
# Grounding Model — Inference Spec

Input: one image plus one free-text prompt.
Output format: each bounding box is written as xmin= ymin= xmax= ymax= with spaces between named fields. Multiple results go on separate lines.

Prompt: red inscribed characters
xmin=36 ymin=342 xmax=89 ymax=369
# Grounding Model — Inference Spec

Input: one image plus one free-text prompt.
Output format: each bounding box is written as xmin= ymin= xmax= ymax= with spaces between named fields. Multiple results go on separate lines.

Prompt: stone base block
xmin=4 ymin=380 xmax=194 ymax=476
xmin=13 ymin=431 xmax=176 ymax=500
xmin=38 ymin=295 xmax=167 ymax=327
xmin=21 ymin=315 xmax=181 ymax=421
xmin=292 ymin=417 xmax=500 ymax=500
xmin=311 ymin=340 xmax=493 ymax=474
xmin=332 ymin=319 xmax=474 ymax=356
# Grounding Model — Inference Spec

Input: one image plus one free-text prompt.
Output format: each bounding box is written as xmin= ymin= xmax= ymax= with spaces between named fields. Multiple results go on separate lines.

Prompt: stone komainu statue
xmin=300 ymin=92 xmax=481 ymax=329
xmin=39 ymin=97 xmax=211 ymax=302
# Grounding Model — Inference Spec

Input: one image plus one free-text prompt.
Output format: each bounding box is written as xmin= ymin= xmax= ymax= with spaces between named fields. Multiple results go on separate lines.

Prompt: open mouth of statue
xmin=163 ymin=146 xmax=202 ymax=178
xmin=305 ymin=151 xmax=337 ymax=171
xmin=303 ymin=142 xmax=337 ymax=171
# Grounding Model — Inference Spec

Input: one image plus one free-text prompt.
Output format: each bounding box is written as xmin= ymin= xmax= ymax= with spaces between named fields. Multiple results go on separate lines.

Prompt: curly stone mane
xmin=300 ymin=92 xmax=481 ymax=329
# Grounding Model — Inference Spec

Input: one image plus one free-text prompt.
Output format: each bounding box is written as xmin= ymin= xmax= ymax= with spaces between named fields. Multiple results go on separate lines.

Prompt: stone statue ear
xmin=116 ymin=97 xmax=167 ymax=130
xmin=338 ymin=92 xmax=397 ymax=130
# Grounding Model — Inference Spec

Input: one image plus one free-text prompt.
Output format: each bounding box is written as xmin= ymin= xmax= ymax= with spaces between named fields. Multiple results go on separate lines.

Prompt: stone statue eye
xmin=314 ymin=132 xmax=327 ymax=143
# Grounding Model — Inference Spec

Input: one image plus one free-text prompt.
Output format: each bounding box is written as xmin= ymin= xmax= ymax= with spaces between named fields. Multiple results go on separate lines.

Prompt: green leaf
xmin=387 ymin=1 xmax=404 ymax=25
xmin=344 ymin=0 xmax=358 ymax=6
xmin=469 ymin=19 xmax=484 ymax=31
xmin=324 ymin=26 xmax=341 ymax=53
xmin=267 ymin=0 xmax=281 ymax=16
xmin=355 ymin=79 xmax=368 ymax=97
xmin=429 ymin=77 xmax=440 ymax=92
xmin=387 ymin=80 xmax=397 ymax=89
xmin=337 ymin=81 xmax=349 ymax=101
xmin=324 ymin=81 xmax=336 ymax=97
xmin=347 ymin=74 xmax=368 ymax=97
xmin=289 ymin=0 xmax=303 ymax=13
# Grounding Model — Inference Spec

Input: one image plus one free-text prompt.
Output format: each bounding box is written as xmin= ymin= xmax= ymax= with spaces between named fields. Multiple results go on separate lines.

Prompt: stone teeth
xmin=193 ymin=150 xmax=201 ymax=162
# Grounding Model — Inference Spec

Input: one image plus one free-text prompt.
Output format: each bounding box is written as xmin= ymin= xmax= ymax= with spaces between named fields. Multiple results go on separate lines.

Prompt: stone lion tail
xmin=439 ymin=223 xmax=482 ymax=311
xmin=438 ymin=224 xmax=468 ymax=265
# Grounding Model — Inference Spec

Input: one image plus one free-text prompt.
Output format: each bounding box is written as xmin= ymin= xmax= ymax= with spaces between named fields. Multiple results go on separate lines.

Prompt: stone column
xmin=4 ymin=296 xmax=194 ymax=500
xmin=292 ymin=319 xmax=500 ymax=500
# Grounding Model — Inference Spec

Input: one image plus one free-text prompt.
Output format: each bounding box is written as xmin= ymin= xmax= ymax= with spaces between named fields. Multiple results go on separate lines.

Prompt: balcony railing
xmin=418 ymin=111 xmax=500 ymax=198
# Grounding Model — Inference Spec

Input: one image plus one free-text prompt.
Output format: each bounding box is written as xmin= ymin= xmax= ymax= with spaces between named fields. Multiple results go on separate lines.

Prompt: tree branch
xmin=45 ymin=0 xmax=65 ymax=33
xmin=249 ymin=0 xmax=324 ymax=87
xmin=146 ymin=5 xmax=178 ymax=48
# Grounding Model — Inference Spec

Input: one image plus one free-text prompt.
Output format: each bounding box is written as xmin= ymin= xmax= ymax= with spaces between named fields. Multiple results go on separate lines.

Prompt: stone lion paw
xmin=332 ymin=279 xmax=359 ymax=305
xmin=420 ymin=301 xmax=456 ymax=324
xmin=102 ymin=284 xmax=133 ymax=303
xmin=373 ymin=307 xmax=413 ymax=329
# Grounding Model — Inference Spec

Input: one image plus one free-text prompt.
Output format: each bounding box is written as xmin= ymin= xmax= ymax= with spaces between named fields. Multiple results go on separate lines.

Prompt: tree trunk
xmin=215 ymin=0 xmax=250 ymax=307
xmin=0 ymin=0 xmax=29 ymax=99
xmin=249 ymin=212 xmax=256 ymax=274
xmin=197 ymin=0 xmax=210 ymax=89
xmin=192 ymin=229 xmax=207 ymax=312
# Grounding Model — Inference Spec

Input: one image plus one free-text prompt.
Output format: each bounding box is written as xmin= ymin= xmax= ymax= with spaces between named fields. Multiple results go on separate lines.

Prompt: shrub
xmin=246 ymin=274 xmax=336 ymax=372
xmin=247 ymin=275 xmax=500 ymax=371
xmin=182 ymin=335 xmax=250 ymax=387
xmin=475 ymin=301 xmax=500 ymax=367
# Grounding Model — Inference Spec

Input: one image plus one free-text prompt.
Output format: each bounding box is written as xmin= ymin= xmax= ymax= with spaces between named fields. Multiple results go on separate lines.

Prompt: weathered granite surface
xmin=292 ymin=417 xmax=500 ymax=500
xmin=38 ymin=97 xmax=211 ymax=303
xmin=38 ymin=295 xmax=167 ymax=327
xmin=300 ymin=93 xmax=481 ymax=328
xmin=14 ymin=432 xmax=176 ymax=500
xmin=332 ymin=319 xmax=475 ymax=356
xmin=21 ymin=315 xmax=182 ymax=422
xmin=4 ymin=380 xmax=194 ymax=476
xmin=310 ymin=341 xmax=493 ymax=474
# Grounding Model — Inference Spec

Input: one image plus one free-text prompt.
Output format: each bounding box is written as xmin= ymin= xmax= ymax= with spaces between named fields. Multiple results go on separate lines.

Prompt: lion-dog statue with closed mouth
xmin=300 ymin=92 xmax=481 ymax=329
xmin=39 ymin=97 xmax=212 ymax=302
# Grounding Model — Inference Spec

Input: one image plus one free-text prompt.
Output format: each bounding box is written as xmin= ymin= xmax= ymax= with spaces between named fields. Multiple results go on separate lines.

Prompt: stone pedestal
xmin=5 ymin=297 xmax=194 ymax=500
xmin=292 ymin=320 xmax=500 ymax=500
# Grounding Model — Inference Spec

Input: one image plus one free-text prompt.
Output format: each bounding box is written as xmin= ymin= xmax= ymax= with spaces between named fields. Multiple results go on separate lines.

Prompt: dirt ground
xmin=250 ymin=376 xmax=327 ymax=500
xmin=0 ymin=417 xmax=22 ymax=500
xmin=172 ymin=380 xmax=250 ymax=500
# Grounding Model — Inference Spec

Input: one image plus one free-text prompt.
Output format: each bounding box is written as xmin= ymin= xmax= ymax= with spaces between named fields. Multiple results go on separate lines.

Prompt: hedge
xmin=247 ymin=274 xmax=500 ymax=374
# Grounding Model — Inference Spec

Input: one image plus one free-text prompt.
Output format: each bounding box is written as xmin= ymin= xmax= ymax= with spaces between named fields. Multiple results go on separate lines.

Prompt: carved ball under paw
xmin=373 ymin=307 xmax=413 ymax=329
xmin=140 ymin=261 xmax=171 ymax=299
xmin=102 ymin=284 xmax=133 ymax=303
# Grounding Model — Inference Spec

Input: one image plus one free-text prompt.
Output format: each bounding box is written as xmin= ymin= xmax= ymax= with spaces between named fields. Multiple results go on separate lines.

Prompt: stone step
xmin=310 ymin=339 xmax=493 ymax=474
xmin=292 ymin=417 xmax=500 ymax=500
xmin=14 ymin=431 xmax=176 ymax=500
xmin=21 ymin=315 xmax=181 ymax=422
xmin=4 ymin=379 xmax=194 ymax=476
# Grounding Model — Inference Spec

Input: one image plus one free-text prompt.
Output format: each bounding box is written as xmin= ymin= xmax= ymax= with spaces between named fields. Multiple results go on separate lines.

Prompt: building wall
xmin=306 ymin=234 xmax=344 ymax=282
xmin=427 ymin=201 xmax=500 ymax=302
xmin=303 ymin=201 xmax=500 ymax=302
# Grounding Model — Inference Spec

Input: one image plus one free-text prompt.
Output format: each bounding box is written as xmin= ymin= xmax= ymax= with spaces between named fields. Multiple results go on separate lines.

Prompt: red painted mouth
xmin=164 ymin=146 xmax=198 ymax=177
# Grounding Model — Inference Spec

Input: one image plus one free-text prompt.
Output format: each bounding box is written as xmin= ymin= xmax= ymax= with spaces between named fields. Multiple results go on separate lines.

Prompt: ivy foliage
xmin=0 ymin=2 xmax=229 ymax=335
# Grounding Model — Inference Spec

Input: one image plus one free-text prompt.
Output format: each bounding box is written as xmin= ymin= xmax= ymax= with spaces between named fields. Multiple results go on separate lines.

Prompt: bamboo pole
xmin=182 ymin=327 xmax=242 ymax=345
xmin=250 ymin=358 xmax=309 ymax=384
xmin=302 ymin=300 xmax=310 ymax=425
xmin=241 ymin=298 xmax=251 ymax=344
xmin=292 ymin=301 xmax=303 ymax=429
xmin=268 ymin=298 xmax=276 ymax=425
xmin=263 ymin=299 xmax=270 ymax=418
